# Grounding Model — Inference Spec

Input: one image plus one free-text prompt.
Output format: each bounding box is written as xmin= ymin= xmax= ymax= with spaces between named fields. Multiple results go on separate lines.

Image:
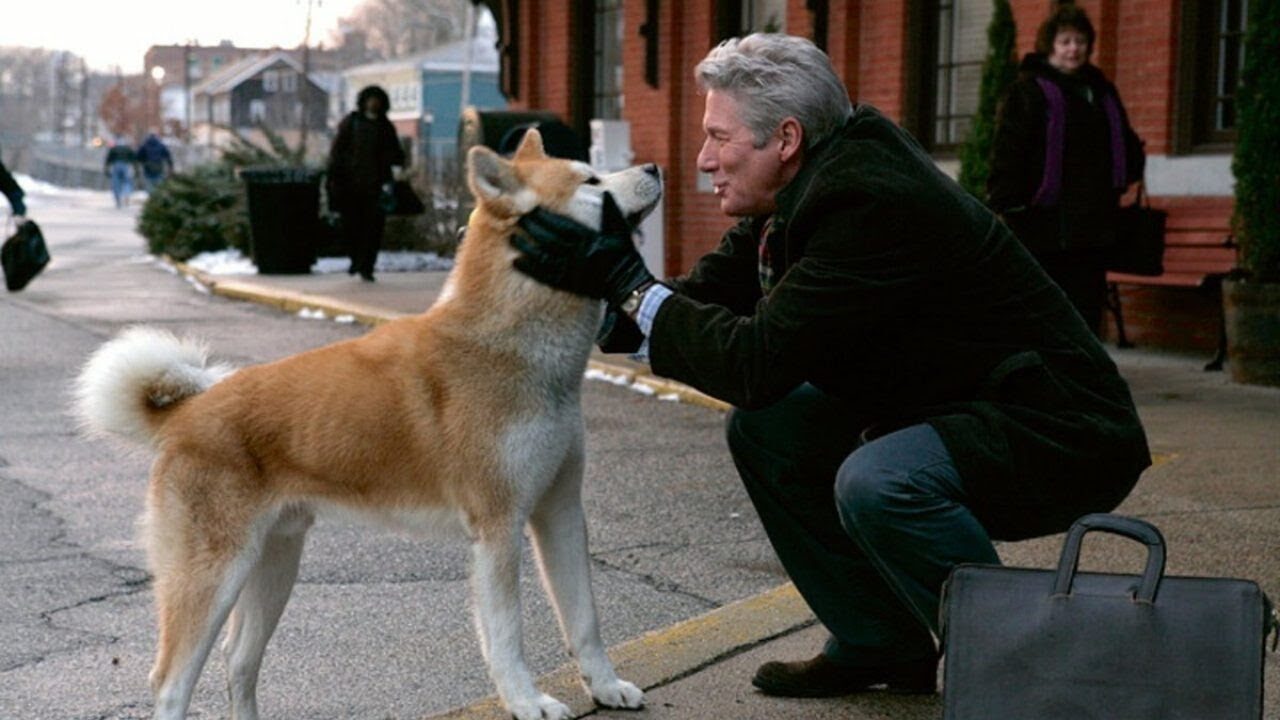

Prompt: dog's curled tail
xmin=74 ymin=326 xmax=233 ymax=446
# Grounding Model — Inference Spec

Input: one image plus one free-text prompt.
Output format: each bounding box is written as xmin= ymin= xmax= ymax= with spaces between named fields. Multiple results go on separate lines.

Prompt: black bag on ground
xmin=2 ymin=219 xmax=50 ymax=291
xmin=940 ymin=513 xmax=1277 ymax=720
xmin=1108 ymin=183 xmax=1166 ymax=276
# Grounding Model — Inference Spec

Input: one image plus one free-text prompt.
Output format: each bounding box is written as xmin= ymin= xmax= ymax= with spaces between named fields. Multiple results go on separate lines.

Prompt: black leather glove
xmin=511 ymin=192 xmax=654 ymax=309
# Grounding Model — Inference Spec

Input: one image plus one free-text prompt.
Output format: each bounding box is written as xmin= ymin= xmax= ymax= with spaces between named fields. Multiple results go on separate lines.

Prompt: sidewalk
xmin=177 ymin=261 xmax=1279 ymax=719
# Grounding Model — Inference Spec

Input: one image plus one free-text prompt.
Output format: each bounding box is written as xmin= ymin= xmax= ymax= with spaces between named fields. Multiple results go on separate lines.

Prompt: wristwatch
xmin=620 ymin=281 xmax=657 ymax=318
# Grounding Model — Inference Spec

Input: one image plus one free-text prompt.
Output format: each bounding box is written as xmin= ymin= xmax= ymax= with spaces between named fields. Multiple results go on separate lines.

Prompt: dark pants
xmin=1035 ymin=248 xmax=1108 ymax=335
xmin=726 ymin=384 xmax=1001 ymax=665
xmin=339 ymin=195 xmax=387 ymax=276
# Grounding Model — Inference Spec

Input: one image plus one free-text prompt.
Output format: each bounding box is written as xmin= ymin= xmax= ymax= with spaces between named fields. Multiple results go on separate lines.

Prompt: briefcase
xmin=2 ymin=219 xmax=50 ymax=292
xmin=940 ymin=513 xmax=1277 ymax=719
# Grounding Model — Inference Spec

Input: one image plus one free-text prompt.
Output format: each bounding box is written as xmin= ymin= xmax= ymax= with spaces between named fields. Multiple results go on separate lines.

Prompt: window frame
xmin=909 ymin=0 xmax=992 ymax=156
xmin=1174 ymin=0 xmax=1249 ymax=153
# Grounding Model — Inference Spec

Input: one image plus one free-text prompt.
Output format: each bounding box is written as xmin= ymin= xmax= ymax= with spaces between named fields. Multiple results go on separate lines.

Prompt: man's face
xmin=696 ymin=89 xmax=787 ymax=217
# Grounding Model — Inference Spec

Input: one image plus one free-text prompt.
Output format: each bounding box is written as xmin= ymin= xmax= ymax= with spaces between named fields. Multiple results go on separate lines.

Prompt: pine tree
xmin=958 ymin=0 xmax=1017 ymax=199
xmin=1231 ymin=0 xmax=1280 ymax=283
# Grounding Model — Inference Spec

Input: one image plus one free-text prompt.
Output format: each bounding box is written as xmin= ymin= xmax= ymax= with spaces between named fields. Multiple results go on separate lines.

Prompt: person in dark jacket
xmin=135 ymin=133 xmax=174 ymax=191
xmin=510 ymin=33 xmax=1150 ymax=698
xmin=987 ymin=4 xmax=1145 ymax=334
xmin=326 ymin=85 xmax=405 ymax=281
xmin=0 ymin=150 xmax=27 ymax=220
xmin=104 ymin=138 xmax=138 ymax=209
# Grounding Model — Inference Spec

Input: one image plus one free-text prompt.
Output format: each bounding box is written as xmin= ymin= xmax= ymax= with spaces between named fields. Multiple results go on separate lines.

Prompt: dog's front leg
xmin=472 ymin=525 xmax=572 ymax=720
xmin=528 ymin=462 xmax=644 ymax=711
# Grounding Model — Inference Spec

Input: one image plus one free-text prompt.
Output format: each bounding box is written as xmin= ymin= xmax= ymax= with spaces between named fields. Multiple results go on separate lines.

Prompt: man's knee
xmin=834 ymin=457 xmax=899 ymax=533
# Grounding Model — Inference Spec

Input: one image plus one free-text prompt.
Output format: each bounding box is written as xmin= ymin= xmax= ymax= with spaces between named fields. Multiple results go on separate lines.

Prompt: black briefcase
xmin=940 ymin=513 xmax=1277 ymax=719
xmin=2 ymin=219 xmax=50 ymax=292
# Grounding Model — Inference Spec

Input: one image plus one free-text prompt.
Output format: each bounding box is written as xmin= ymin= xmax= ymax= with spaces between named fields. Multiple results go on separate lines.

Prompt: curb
xmin=168 ymin=258 xmax=731 ymax=413
xmin=426 ymin=584 xmax=814 ymax=720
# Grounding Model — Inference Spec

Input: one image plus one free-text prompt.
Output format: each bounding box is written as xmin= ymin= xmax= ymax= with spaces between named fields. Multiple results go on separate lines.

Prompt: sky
xmin=0 ymin=0 xmax=367 ymax=74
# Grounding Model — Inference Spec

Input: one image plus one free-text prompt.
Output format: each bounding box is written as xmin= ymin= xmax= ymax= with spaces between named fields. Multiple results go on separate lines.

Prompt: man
xmin=0 ymin=150 xmax=27 ymax=221
xmin=512 ymin=34 xmax=1150 ymax=697
xmin=135 ymin=133 xmax=175 ymax=192
xmin=326 ymin=85 xmax=405 ymax=282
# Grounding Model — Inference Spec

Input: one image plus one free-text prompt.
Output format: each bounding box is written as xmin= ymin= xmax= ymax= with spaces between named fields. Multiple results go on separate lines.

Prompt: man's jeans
xmin=726 ymin=384 xmax=1000 ymax=666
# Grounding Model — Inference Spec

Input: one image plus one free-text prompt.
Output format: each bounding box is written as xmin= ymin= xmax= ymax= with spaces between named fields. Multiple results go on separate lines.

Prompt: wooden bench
xmin=1105 ymin=198 xmax=1238 ymax=370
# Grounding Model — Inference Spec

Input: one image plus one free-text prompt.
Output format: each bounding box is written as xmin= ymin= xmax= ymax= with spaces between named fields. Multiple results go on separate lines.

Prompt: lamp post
xmin=150 ymin=65 xmax=166 ymax=134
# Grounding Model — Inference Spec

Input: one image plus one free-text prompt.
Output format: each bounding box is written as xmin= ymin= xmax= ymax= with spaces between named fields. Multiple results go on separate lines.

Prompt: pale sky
xmin=0 ymin=0 xmax=367 ymax=74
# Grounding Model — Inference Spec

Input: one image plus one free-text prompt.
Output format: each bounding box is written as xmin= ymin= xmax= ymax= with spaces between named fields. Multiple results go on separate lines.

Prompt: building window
xmin=262 ymin=71 xmax=278 ymax=93
xmin=742 ymin=0 xmax=786 ymax=32
xmin=249 ymin=99 xmax=265 ymax=123
xmin=593 ymin=0 xmax=624 ymax=120
xmin=1177 ymin=0 xmax=1248 ymax=151
xmin=282 ymin=72 xmax=297 ymax=93
xmin=922 ymin=0 xmax=992 ymax=152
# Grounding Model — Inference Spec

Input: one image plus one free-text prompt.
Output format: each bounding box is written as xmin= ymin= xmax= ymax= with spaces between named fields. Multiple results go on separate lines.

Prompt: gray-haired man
xmin=512 ymin=33 xmax=1149 ymax=697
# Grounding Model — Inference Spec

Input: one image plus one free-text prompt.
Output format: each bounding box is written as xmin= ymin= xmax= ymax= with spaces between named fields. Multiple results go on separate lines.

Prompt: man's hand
xmin=511 ymin=192 xmax=654 ymax=309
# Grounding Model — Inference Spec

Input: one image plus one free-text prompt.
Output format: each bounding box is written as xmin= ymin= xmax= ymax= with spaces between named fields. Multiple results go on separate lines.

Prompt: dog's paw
xmin=592 ymin=678 xmax=645 ymax=710
xmin=505 ymin=693 xmax=572 ymax=720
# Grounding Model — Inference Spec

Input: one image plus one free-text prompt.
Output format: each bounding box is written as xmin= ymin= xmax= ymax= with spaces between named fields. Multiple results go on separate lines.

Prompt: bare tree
xmin=335 ymin=0 xmax=472 ymax=59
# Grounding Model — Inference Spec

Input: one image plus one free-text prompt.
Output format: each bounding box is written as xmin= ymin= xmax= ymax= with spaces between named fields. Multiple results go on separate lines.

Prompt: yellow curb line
xmin=425 ymin=583 xmax=814 ymax=720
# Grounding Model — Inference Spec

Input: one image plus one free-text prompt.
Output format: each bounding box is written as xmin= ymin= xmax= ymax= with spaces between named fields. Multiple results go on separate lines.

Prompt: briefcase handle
xmin=1052 ymin=513 xmax=1167 ymax=604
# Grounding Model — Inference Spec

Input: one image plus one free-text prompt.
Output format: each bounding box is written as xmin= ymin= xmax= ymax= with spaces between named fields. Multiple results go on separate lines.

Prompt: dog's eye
xmin=584 ymin=176 xmax=602 ymax=186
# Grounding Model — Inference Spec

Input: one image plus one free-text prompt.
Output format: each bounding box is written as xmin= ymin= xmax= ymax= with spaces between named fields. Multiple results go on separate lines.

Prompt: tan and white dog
xmin=74 ymin=129 xmax=662 ymax=720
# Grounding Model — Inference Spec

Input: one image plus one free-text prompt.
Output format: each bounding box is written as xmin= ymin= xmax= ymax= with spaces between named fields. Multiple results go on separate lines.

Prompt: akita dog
xmin=74 ymin=129 xmax=661 ymax=720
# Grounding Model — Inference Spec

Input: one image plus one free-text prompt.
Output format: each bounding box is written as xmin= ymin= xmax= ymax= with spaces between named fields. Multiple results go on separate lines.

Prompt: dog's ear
xmin=513 ymin=128 xmax=546 ymax=161
xmin=467 ymin=145 xmax=521 ymax=204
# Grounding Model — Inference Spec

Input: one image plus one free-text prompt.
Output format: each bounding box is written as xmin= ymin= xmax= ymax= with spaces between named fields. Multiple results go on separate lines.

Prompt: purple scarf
xmin=1030 ymin=75 xmax=1128 ymax=207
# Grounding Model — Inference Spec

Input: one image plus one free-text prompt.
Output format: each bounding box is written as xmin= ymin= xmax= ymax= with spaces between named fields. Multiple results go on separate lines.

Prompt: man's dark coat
xmin=644 ymin=105 xmax=1150 ymax=540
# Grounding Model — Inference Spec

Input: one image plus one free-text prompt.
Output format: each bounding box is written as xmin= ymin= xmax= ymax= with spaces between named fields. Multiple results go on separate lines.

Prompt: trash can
xmin=240 ymin=166 xmax=322 ymax=274
xmin=457 ymin=108 xmax=588 ymax=162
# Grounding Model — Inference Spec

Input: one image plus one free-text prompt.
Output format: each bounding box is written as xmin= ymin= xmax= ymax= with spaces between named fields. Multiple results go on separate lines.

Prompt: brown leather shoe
xmin=751 ymin=653 xmax=937 ymax=697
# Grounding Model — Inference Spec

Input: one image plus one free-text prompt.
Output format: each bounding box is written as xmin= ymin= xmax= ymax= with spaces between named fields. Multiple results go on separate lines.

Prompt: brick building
xmin=473 ymin=0 xmax=1245 ymax=355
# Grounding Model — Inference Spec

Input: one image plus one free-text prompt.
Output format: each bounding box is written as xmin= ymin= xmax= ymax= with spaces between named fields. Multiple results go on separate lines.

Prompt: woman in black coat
xmin=326 ymin=85 xmax=405 ymax=281
xmin=987 ymin=4 xmax=1145 ymax=334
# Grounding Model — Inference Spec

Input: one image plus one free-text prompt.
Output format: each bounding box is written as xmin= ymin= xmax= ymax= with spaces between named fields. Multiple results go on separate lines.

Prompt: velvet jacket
xmin=642 ymin=104 xmax=1150 ymax=539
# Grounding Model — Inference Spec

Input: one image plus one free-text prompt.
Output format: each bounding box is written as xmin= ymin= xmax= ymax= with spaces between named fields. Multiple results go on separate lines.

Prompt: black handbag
xmin=379 ymin=180 xmax=425 ymax=216
xmin=2 ymin=219 xmax=50 ymax=292
xmin=940 ymin=513 xmax=1277 ymax=719
xmin=1107 ymin=183 xmax=1166 ymax=276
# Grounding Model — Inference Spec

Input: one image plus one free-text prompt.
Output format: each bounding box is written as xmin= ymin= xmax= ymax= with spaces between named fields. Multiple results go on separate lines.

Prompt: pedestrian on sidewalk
xmin=0 ymin=148 xmax=27 ymax=222
xmin=511 ymin=33 xmax=1151 ymax=699
xmin=987 ymin=4 xmax=1146 ymax=334
xmin=104 ymin=138 xmax=137 ymax=208
xmin=135 ymin=132 xmax=174 ymax=192
xmin=325 ymin=85 xmax=405 ymax=282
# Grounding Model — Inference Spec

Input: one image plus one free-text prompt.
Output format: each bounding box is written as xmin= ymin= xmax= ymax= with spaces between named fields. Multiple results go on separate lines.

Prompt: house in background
xmin=340 ymin=9 xmax=505 ymax=176
xmin=472 ymin=0 xmax=1245 ymax=357
xmin=190 ymin=52 xmax=330 ymax=156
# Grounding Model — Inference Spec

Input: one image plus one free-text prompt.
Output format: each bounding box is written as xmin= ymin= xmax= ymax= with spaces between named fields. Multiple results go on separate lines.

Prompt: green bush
xmin=137 ymin=163 xmax=251 ymax=261
xmin=958 ymin=0 xmax=1017 ymax=198
xmin=1231 ymin=0 xmax=1280 ymax=283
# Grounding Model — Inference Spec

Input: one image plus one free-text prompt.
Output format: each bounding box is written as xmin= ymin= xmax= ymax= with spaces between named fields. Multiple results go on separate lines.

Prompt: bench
xmin=1104 ymin=198 xmax=1238 ymax=371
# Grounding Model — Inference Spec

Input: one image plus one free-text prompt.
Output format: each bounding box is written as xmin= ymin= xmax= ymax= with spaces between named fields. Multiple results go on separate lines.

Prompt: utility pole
xmin=298 ymin=0 xmax=320 ymax=159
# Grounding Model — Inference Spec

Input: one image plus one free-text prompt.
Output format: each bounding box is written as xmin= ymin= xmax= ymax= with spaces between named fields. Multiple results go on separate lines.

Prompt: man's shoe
xmin=360 ymin=270 xmax=376 ymax=282
xmin=751 ymin=653 xmax=937 ymax=697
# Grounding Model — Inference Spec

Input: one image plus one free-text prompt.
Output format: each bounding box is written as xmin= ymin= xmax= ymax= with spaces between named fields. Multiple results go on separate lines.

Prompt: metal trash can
xmin=240 ymin=166 xmax=322 ymax=274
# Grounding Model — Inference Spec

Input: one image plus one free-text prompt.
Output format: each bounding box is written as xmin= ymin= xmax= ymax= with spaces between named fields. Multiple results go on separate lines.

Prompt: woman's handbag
xmin=940 ymin=513 xmax=1277 ymax=720
xmin=2 ymin=219 xmax=50 ymax=292
xmin=1107 ymin=182 xmax=1166 ymax=276
xmin=379 ymin=180 xmax=426 ymax=216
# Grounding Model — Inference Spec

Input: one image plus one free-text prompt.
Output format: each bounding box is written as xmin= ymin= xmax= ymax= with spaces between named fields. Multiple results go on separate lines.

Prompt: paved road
xmin=0 ymin=190 xmax=782 ymax=719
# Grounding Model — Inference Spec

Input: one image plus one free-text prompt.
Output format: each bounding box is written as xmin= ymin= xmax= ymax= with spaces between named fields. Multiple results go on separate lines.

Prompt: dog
xmin=74 ymin=128 xmax=662 ymax=720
